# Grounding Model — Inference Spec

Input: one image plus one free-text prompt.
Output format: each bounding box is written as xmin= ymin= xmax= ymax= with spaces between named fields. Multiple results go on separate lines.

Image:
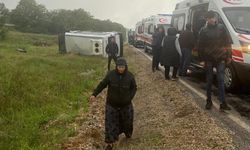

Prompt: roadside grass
xmin=0 ymin=31 xmax=107 ymax=149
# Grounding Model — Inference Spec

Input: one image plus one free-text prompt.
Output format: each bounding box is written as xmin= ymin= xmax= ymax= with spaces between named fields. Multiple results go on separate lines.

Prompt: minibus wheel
xmin=224 ymin=65 xmax=238 ymax=91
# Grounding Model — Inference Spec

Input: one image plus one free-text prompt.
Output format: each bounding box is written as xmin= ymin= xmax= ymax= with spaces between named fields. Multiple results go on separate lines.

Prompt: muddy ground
xmin=61 ymin=45 xmax=235 ymax=150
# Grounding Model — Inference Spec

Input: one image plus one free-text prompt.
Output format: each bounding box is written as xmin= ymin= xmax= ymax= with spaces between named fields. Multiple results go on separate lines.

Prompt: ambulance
xmin=134 ymin=14 xmax=172 ymax=50
xmin=172 ymin=0 xmax=250 ymax=91
xmin=142 ymin=14 xmax=172 ymax=53
xmin=134 ymin=21 xmax=144 ymax=48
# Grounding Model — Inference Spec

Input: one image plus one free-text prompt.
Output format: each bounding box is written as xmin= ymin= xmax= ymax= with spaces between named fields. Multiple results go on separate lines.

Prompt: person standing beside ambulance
xmin=179 ymin=23 xmax=195 ymax=76
xmin=198 ymin=10 xmax=232 ymax=110
xmin=152 ymin=26 xmax=165 ymax=72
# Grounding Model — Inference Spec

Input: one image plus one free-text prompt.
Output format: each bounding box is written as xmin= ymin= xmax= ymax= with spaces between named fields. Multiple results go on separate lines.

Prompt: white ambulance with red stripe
xmin=134 ymin=14 xmax=172 ymax=50
xmin=134 ymin=21 xmax=144 ymax=48
xmin=172 ymin=0 xmax=250 ymax=90
xmin=142 ymin=14 xmax=172 ymax=53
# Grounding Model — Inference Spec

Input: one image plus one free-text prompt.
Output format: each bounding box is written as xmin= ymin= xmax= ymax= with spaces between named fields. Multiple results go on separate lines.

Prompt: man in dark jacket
xmin=198 ymin=10 xmax=232 ymax=110
xmin=179 ymin=23 xmax=195 ymax=76
xmin=90 ymin=57 xmax=137 ymax=150
xmin=106 ymin=37 xmax=119 ymax=71
xmin=152 ymin=26 xmax=165 ymax=72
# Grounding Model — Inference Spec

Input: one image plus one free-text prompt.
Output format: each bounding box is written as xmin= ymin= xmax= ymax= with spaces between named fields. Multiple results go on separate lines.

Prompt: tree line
xmin=0 ymin=0 xmax=126 ymax=36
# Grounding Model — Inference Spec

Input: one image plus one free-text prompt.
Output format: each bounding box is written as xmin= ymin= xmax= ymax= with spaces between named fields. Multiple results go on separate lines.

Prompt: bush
xmin=0 ymin=27 xmax=8 ymax=40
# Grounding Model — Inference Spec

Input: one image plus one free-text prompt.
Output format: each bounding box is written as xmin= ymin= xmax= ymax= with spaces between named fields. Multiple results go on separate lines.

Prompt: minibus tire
xmin=224 ymin=64 xmax=238 ymax=91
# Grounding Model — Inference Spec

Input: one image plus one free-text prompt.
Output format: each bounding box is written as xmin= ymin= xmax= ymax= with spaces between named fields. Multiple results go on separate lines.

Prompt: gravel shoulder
xmin=61 ymin=45 xmax=235 ymax=150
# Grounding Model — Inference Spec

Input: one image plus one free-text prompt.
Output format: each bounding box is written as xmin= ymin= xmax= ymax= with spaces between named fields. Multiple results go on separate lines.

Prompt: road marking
xmin=132 ymin=46 xmax=250 ymax=133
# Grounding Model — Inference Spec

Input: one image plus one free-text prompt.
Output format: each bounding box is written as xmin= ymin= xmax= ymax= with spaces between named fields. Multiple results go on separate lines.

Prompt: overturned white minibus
xmin=65 ymin=31 xmax=123 ymax=57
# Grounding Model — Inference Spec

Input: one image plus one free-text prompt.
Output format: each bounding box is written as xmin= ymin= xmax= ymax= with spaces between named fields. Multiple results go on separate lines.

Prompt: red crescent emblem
xmin=159 ymin=18 xmax=167 ymax=23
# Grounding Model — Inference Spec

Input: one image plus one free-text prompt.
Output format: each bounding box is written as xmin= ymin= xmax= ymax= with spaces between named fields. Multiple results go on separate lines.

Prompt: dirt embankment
xmin=61 ymin=45 xmax=235 ymax=150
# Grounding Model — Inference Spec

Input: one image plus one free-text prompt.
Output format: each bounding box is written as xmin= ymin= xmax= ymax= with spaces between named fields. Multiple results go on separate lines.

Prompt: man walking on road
xmin=179 ymin=23 xmax=195 ymax=76
xmin=90 ymin=57 xmax=137 ymax=150
xmin=198 ymin=10 xmax=232 ymax=110
xmin=106 ymin=37 xmax=119 ymax=71
xmin=152 ymin=26 xmax=165 ymax=72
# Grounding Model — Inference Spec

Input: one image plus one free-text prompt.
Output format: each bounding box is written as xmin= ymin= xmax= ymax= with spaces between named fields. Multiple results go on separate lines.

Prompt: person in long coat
xmin=161 ymin=27 xmax=182 ymax=80
xmin=152 ymin=26 xmax=165 ymax=72
xmin=89 ymin=57 xmax=137 ymax=150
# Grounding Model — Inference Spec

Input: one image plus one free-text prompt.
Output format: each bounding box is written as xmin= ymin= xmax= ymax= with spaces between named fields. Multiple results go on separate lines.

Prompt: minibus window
xmin=223 ymin=7 xmax=250 ymax=34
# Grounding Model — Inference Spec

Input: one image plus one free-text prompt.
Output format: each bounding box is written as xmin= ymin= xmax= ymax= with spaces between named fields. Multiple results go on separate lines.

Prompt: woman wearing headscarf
xmin=161 ymin=27 xmax=182 ymax=80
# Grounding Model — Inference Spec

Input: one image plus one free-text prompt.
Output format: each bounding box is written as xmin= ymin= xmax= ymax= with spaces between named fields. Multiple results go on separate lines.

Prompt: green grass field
xmin=0 ymin=31 xmax=107 ymax=149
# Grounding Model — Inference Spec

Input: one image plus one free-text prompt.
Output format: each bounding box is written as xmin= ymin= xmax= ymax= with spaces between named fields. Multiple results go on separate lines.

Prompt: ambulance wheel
xmin=224 ymin=64 xmax=238 ymax=91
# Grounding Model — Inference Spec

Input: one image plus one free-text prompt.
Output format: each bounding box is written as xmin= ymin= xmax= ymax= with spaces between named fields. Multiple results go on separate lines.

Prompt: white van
xmin=142 ymin=14 xmax=172 ymax=53
xmin=172 ymin=0 xmax=250 ymax=90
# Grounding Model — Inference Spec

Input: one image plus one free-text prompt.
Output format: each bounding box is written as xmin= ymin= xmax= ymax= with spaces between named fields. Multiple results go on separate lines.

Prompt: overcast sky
xmin=0 ymin=0 xmax=182 ymax=28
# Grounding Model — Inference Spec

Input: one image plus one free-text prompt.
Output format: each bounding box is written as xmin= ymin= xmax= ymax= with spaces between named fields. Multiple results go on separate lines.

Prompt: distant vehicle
xmin=64 ymin=31 xmax=123 ymax=57
xmin=127 ymin=29 xmax=135 ymax=45
xmin=172 ymin=0 xmax=250 ymax=91
xmin=142 ymin=14 xmax=172 ymax=53
xmin=134 ymin=21 xmax=144 ymax=48
xmin=134 ymin=14 xmax=172 ymax=52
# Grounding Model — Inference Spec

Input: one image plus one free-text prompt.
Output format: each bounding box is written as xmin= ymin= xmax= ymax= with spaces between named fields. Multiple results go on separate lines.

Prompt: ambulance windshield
xmin=223 ymin=7 xmax=250 ymax=34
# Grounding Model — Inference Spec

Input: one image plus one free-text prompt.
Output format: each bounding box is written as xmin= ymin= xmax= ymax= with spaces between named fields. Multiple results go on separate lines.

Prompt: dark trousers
xmin=205 ymin=61 xmax=225 ymax=103
xmin=108 ymin=56 xmax=117 ymax=71
xmin=152 ymin=46 xmax=160 ymax=71
xmin=164 ymin=65 xmax=178 ymax=79
xmin=179 ymin=48 xmax=192 ymax=76
xmin=105 ymin=104 xmax=134 ymax=143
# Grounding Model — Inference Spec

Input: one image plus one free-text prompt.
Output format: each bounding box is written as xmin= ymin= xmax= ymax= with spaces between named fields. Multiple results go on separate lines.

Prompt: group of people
xmin=89 ymin=10 xmax=232 ymax=150
xmin=151 ymin=22 xmax=194 ymax=80
xmin=152 ymin=10 xmax=231 ymax=110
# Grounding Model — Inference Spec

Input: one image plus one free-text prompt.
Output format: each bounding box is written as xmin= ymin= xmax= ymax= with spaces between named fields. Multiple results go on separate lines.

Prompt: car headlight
xmin=240 ymin=41 xmax=250 ymax=53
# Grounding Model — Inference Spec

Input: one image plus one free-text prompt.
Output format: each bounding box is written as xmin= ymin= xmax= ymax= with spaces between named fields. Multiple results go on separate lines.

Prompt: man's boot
xmin=205 ymin=99 xmax=213 ymax=110
xmin=220 ymin=102 xmax=231 ymax=110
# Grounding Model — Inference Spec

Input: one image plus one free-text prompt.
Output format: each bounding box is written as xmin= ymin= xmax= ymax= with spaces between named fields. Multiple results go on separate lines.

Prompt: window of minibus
xmin=223 ymin=7 xmax=250 ymax=34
